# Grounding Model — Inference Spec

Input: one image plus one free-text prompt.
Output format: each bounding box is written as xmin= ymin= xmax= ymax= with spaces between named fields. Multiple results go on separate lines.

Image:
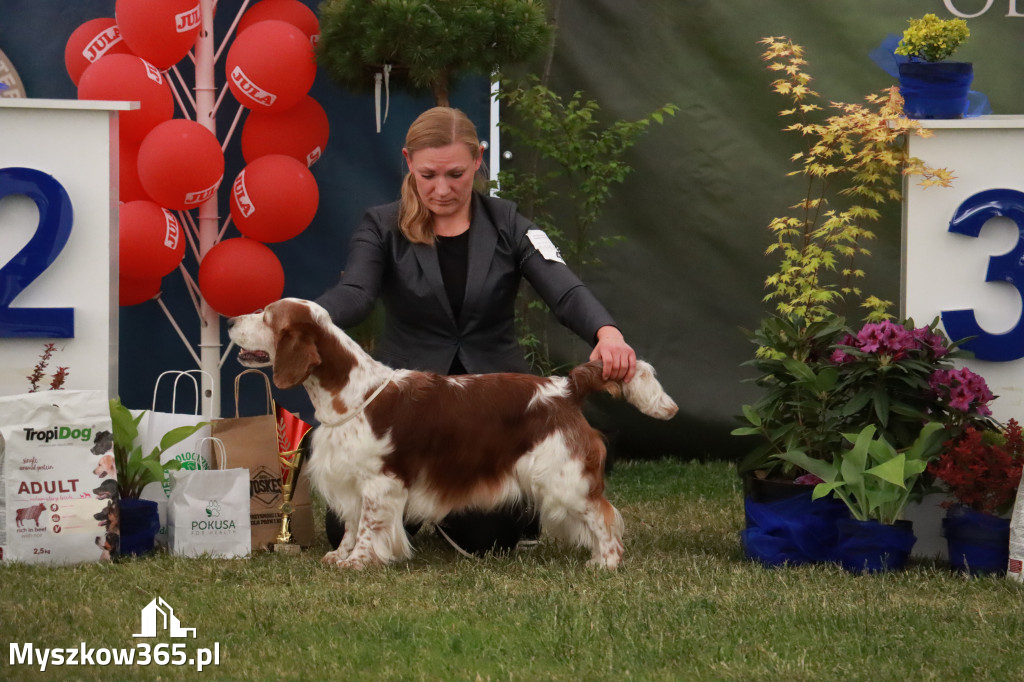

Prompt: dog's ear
xmin=272 ymin=327 xmax=321 ymax=389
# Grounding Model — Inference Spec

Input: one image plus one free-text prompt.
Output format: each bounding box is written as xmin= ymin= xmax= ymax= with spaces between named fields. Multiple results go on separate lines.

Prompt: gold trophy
xmin=272 ymin=435 xmax=309 ymax=555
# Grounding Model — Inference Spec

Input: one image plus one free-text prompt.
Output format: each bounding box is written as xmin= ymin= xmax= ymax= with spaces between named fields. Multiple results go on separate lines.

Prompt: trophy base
xmin=272 ymin=542 xmax=302 ymax=555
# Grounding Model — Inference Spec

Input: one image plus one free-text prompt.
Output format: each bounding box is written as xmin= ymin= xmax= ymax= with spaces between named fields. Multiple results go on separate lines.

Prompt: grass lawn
xmin=2 ymin=459 xmax=1023 ymax=681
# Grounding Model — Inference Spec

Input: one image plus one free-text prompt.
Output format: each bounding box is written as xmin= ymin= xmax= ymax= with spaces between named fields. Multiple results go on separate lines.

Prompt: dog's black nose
xmin=226 ymin=317 xmax=236 ymax=328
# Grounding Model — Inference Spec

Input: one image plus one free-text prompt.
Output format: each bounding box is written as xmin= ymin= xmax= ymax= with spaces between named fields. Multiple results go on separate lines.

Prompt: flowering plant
xmin=928 ymin=419 xmax=1024 ymax=516
xmin=734 ymin=315 xmax=997 ymax=478
xmin=895 ymin=14 xmax=970 ymax=63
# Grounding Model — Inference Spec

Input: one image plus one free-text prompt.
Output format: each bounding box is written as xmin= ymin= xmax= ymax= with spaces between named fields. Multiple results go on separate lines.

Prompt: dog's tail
xmin=567 ymin=360 xmax=678 ymax=420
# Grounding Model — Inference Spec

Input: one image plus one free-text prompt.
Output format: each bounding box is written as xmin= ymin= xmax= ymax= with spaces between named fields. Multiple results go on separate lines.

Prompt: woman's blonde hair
xmin=399 ymin=107 xmax=482 ymax=244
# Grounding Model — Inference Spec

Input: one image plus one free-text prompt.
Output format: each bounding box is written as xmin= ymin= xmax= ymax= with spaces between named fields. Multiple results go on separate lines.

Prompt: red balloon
xmin=230 ymin=155 xmax=319 ymax=243
xmin=119 ymin=200 xmax=186 ymax=278
xmin=119 ymin=274 xmax=163 ymax=306
xmin=65 ymin=18 xmax=133 ymax=86
xmin=119 ymin=141 xmax=150 ymax=203
xmin=241 ymin=95 xmax=329 ymax=166
xmin=237 ymin=0 xmax=320 ymax=42
xmin=137 ymin=119 xmax=225 ymax=211
xmin=226 ymin=20 xmax=316 ymax=112
xmin=78 ymin=54 xmax=174 ymax=143
xmin=116 ymin=0 xmax=202 ymax=70
xmin=198 ymin=238 xmax=284 ymax=317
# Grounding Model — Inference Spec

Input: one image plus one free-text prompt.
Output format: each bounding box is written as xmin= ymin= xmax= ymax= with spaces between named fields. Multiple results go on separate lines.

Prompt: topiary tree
xmin=316 ymin=0 xmax=551 ymax=106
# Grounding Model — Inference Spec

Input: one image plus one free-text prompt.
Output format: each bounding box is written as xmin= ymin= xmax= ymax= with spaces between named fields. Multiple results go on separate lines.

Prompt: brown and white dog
xmin=227 ymin=298 xmax=678 ymax=569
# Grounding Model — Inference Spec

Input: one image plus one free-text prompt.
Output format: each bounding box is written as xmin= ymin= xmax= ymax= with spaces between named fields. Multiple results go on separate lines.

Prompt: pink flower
xmin=912 ymin=326 xmax=949 ymax=357
xmin=856 ymin=321 xmax=915 ymax=357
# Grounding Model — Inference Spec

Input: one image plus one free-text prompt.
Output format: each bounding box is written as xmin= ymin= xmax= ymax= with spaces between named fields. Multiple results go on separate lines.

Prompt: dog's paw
xmin=334 ymin=557 xmax=368 ymax=570
xmin=320 ymin=549 xmax=347 ymax=565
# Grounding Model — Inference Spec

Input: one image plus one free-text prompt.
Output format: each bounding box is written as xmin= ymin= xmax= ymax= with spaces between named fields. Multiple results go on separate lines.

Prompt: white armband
xmin=526 ymin=229 xmax=565 ymax=264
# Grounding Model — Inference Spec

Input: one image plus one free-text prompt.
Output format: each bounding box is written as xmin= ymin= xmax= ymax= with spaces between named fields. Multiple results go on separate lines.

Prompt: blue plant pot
xmin=943 ymin=504 xmax=1010 ymax=576
xmin=898 ymin=61 xmax=973 ymax=119
xmin=119 ymin=498 xmax=160 ymax=557
xmin=836 ymin=518 xmax=916 ymax=574
xmin=741 ymin=477 xmax=850 ymax=567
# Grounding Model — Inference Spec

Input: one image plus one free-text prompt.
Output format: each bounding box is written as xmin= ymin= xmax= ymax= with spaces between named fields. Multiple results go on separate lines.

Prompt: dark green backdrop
xmin=2 ymin=0 xmax=1022 ymax=459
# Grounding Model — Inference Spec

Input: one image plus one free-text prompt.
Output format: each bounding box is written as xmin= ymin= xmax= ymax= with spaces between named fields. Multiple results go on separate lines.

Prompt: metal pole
xmin=195 ymin=0 xmax=220 ymax=417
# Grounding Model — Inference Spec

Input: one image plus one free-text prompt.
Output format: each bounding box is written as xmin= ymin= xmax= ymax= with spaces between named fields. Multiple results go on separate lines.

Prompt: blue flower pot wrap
xmin=943 ymin=504 xmax=1010 ymax=576
xmin=742 ymin=490 xmax=849 ymax=566
xmin=898 ymin=61 xmax=973 ymax=119
xmin=119 ymin=498 xmax=160 ymax=557
xmin=836 ymin=518 xmax=916 ymax=573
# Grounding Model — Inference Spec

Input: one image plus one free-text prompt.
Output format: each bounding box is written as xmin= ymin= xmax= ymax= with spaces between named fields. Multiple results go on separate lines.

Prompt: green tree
xmin=316 ymin=0 xmax=551 ymax=106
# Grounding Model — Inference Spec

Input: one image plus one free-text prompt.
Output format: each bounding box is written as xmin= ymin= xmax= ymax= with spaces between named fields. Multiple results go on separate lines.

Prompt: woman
xmin=316 ymin=106 xmax=636 ymax=554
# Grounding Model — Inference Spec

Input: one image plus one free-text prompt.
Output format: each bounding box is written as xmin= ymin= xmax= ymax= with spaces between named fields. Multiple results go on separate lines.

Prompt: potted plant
xmin=737 ymin=38 xmax=956 ymax=481
xmin=894 ymin=13 xmax=973 ymax=119
xmin=928 ymin=419 xmax=1024 ymax=574
xmin=109 ymin=398 xmax=206 ymax=556
xmin=734 ymin=38 xmax=988 ymax=568
xmin=776 ymin=422 xmax=946 ymax=572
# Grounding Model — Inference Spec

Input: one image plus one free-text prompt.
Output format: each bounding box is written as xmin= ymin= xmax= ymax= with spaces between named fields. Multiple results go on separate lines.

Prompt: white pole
xmin=195 ymin=0 xmax=220 ymax=417
xmin=488 ymin=75 xmax=501 ymax=195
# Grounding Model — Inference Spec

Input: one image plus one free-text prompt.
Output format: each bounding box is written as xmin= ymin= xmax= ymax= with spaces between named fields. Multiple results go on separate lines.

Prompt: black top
xmin=435 ymin=230 xmax=471 ymax=375
xmin=435 ymin=230 xmax=470 ymax=322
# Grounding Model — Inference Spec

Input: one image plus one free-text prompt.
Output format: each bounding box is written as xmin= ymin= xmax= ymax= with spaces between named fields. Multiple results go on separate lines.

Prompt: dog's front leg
xmin=329 ymin=479 xmax=409 ymax=569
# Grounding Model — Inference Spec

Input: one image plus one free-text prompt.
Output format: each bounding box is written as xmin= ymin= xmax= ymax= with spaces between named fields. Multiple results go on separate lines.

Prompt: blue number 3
xmin=0 ymin=167 xmax=74 ymax=338
xmin=943 ymin=188 xmax=1024 ymax=362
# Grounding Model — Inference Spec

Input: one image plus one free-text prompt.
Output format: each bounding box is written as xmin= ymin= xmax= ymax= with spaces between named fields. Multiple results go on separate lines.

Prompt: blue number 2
xmin=942 ymin=188 xmax=1024 ymax=362
xmin=0 ymin=167 xmax=74 ymax=338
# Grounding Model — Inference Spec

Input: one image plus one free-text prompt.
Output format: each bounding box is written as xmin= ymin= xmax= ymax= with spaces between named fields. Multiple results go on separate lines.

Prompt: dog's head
xmin=228 ymin=298 xmax=333 ymax=390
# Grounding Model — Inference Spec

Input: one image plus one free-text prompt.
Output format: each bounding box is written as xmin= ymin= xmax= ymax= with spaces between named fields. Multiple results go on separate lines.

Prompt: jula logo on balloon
xmin=230 ymin=66 xmax=276 ymax=108
xmin=232 ymin=171 xmax=255 ymax=218
xmin=175 ymin=5 xmax=201 ymax=33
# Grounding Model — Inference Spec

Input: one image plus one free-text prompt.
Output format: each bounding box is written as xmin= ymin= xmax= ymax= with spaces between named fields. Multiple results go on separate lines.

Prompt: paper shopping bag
xmin=167 ymin=438 xmax=250 ymax=559
xmin=276 ymin=404 xmax=315 ymax=548
xmin=211 ymin=370 xmax=286 ymax=550
xmin=137 ymin=371 xmax=212 ymax=546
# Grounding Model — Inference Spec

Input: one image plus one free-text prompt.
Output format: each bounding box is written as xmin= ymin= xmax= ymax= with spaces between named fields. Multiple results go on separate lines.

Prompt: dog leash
xmin=434 ymin=523 xmax=480 ymax=560
xmin=318 ymin=370 xmax=398 ymax=427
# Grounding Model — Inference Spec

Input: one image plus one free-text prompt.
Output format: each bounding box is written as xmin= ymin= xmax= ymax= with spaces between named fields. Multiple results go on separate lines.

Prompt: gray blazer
xmin=315 ymin=193 xmax=616 ymax=374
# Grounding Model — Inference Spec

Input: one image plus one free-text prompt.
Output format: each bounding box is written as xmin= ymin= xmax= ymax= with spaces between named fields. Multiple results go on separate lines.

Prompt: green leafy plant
xmin=774 ymin=422 xmax=945 ymax=525
xmin=895 ymin=13 xmax=970 ymax=63
xmin=733 ymin=316 xmax=997 ymax=477
xmin=316 ymin=0 xmax=551 ymax=106
xmin=758 ymin=36 xmax=952 ymax=324
xmin=109 ymin=398 xmax=207 ymax=499
xmin=495 ymin=76 xmax=677 ymax=372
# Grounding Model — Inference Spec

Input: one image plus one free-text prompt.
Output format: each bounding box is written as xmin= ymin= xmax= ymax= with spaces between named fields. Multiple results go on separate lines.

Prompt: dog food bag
xmin=1008 ymin=469 xmax=1024 ymax=583
xmin=0 ymin=390 xmax=118 ymax=565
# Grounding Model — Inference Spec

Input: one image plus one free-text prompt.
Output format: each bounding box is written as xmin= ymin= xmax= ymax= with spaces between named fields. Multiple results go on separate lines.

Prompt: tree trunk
xmin=430 ymin=74 xmax=450 ymax=107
